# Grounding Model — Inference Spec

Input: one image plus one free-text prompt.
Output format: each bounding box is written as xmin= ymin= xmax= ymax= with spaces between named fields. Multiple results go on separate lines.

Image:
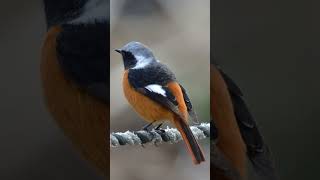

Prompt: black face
xmin=116 ymin=50 xmax=137 ymax=70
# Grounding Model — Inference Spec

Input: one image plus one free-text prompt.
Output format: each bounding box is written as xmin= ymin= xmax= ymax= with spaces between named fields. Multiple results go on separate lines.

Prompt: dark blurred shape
xmin=3 ymin=138 xmax=103 ymax=180
xmin=0 ymin=0 xmax=106 ymax=179
xmin=120 ymin=0 xmax=164 ymax=17
xmin=213 ymin=0 xmax=317 ymax=179
xmin=42 ymin=0 xmax=109 ymax=178
xmin=220 ymin=66 xmax=277 ymax=180
xmin=57 ymin=23 xmax=109 ymax=103
xmin=43 ymin=0 xmax=86 ymax=27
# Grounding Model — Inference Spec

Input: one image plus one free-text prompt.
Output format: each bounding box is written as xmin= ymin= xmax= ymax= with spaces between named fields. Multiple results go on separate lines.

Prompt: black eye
xmin=123 ymin=51 xmax=135 ymax=60
xmin=122 ymin=51 xmax=137 ymax=69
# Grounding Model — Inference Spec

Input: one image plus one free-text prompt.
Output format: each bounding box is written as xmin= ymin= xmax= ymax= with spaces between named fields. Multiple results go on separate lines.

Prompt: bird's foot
xmin=142 ymin=122 xmax=154 ymax=131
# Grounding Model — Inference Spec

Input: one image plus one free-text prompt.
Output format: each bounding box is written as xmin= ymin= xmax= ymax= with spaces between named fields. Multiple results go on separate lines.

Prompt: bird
xmin=211 ymin=61 xmax=277 ymax=179
xmin=41 ymin=0 xmax=109 ymax=176
xmin=115 ymin=41 xmax=205 ymax=164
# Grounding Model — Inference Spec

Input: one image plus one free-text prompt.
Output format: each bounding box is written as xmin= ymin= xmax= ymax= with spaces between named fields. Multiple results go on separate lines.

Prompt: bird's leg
xmin=154 ymin=123 xmax=165 ymax=134
xmin=153 ymin=123 xmax=164 ymax=147
xmin=155 ymin=123 xmax=163 ymax=130
xmin=142 ymin=121 xmax=154 ymax=131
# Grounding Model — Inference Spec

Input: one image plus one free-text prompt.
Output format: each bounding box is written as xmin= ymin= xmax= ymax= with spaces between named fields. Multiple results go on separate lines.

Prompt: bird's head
xmin=115 ymin=41 xmax=156 ymax=70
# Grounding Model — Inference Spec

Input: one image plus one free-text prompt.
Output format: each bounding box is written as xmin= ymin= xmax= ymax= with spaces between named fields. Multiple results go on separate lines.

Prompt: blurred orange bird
xmin=211 ymin=61 xmax=277 ymax=179
xmin=41 ymin=0 xmax=109 ymax=176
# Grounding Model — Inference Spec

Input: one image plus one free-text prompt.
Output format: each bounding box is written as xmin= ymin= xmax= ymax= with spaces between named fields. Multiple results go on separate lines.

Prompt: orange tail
xmin=173 ymin=116 xmax=205 ymax=164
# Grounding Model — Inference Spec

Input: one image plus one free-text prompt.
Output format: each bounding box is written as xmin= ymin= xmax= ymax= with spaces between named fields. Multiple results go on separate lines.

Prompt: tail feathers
xmin=173 ymin=116 xmax=205 ymax=164
xmin=249 ymin=145 xmax=278 ymax=180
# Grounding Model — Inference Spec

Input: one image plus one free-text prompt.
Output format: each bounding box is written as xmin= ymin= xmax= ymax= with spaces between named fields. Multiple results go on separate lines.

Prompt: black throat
xmin=121 ymin=51 xmax=138 ymax=70
xmin=56 ymin=22 xmax=109 ymax=103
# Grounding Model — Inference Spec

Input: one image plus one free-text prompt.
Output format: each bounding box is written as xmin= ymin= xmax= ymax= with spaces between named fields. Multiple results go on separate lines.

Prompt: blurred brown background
xmin=110 ymin=0 xmax=210 ymax=180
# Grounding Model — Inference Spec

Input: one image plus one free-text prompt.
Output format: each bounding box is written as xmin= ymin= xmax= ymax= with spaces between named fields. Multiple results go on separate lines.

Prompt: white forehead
xmin=69 ymin=0 xmax=109 ymax=24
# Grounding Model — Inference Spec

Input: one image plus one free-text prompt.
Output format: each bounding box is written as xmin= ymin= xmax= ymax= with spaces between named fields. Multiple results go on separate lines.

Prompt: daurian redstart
xmin=41 ymin=0 xmax=109 ymax=176
xmin=116 ymin=41 xmax=205 ymax=164
xmin=211 ymin=61 xmax=277 ymax=179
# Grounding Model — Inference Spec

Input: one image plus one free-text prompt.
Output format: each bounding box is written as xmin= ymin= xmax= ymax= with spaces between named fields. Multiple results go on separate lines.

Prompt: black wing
xmin=218 ymin=67 xmax=277 ymax=180
xmin=128 ymin=63 xmax=176 ymax=86
xmin=179 ymin=84 xmax=199 ymax=124
xmin=128 ymin=64 xmax=183 ymax=117
xmin=56 ymin=23 xmax=109 ymax=104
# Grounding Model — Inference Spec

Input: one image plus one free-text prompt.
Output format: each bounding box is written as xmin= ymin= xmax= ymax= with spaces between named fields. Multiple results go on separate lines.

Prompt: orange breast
xmin=122 ymin=71 xmax=173 ymax=122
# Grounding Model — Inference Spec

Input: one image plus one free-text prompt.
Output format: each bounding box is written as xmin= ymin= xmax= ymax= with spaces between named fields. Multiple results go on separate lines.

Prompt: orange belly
xmin=122 ymin=71 xmax=174 ymax=123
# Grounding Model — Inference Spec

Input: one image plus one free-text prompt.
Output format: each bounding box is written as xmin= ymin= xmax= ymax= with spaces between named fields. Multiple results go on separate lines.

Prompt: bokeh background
xmin=214 ymin=0 xmax=317 ymax=179
xmin=110 ymin=0 xmax=210 ymax=180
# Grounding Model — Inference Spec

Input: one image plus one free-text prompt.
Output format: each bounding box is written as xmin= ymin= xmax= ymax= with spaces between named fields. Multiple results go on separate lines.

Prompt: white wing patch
xmin=70 ymin=0 xmax=109 ymax=24
xmin=145 ymin=84 xmax=167 ymax=97
xmin=132 ymin=55 xmax=152 ymax=69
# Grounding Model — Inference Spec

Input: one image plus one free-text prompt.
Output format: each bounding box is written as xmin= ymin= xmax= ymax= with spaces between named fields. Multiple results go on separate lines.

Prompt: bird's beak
xmin=115 ymin=49 xmax=122 ymax=53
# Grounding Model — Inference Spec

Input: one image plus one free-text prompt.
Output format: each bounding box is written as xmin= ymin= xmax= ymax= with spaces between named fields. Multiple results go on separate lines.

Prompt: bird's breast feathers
xmin=123 ymin=70 xmax=173 ymax=122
